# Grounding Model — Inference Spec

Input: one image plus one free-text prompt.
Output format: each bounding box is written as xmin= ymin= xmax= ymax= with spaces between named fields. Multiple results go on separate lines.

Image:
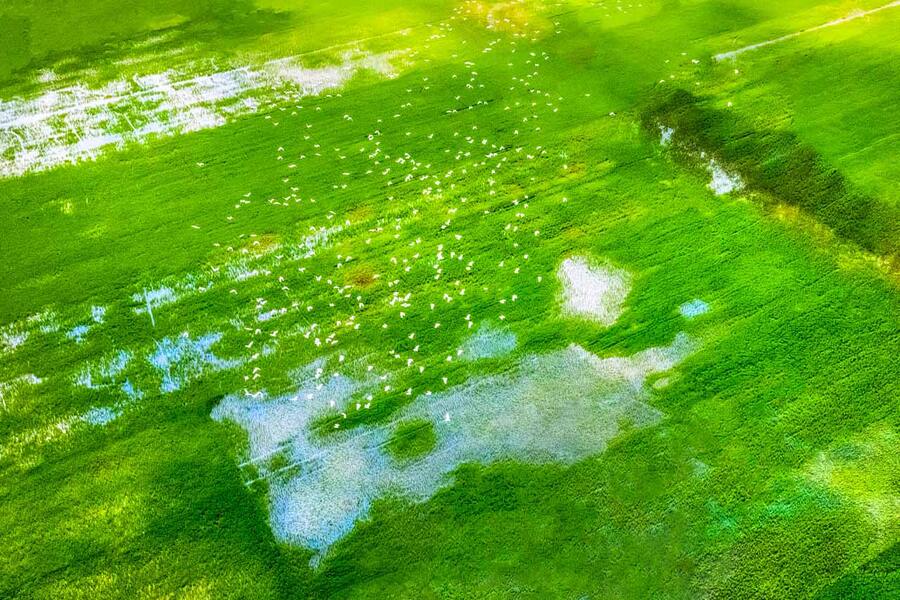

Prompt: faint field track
xmin=714 ymin=0 xmax=900 ymax=61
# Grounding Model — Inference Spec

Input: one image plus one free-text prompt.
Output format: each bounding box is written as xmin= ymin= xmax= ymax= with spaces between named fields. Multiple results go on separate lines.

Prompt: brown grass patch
xmin=347 ymin=265 xmax=377 ymax=288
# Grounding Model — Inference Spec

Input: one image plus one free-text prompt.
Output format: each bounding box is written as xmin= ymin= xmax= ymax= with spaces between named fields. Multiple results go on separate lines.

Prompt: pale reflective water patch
xmin=558 ymin=256 xmax=632 ymax=326
xmin=659 ymin=125 xmax=675 ymax=146
xmin=0 ymin=310 xmax=62 ymax=355
xmin=459 ymin=322 xmax=517 ymax=360
xmin=214 ymin=333 xmax=694 ymax=562
xmin=149 ymin=332 xmax=239 ymax=393
xmin=679 ymin=299 xmax=710 ymax=319
xmin=80 ymin=406 xmax=121 ymax=426
xmin=0 ymin=327 xmax=29 ymax=354
xmin=66 ymin=324 xmax=91 ymax=343
xmin=91 ymin=305 xmax=107 ymax=324
xmin=707 ymin=160 xmax=744 ymax=196
xmin=257 ymin=308 xmax=288 ymax=323
xmin=75 ymin=350 xmax=147 ymax=401
xmin=75 ymin=349 xmax=133 ymax=389
xmin=121 ymin=379 xmax=144 ymax=401
xmin=132 ymin=286 xmax=178 ymax=314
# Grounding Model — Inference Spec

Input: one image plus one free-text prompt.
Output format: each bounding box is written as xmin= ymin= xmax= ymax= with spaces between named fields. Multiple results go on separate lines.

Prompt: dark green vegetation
xmin=387 ymin=419 xmax=438 ymax=461
xmin=1 ymin=1 xmax=898 ymax=598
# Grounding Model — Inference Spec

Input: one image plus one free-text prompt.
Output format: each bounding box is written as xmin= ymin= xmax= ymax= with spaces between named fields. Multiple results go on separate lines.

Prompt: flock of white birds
xmin=1 ymin=5 xmax=718 ymax=561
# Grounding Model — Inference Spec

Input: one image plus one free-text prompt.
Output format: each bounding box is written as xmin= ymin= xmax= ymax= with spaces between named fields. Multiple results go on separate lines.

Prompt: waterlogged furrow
xmin=0 ymin=51 xmax=406 ymax=178
xmin=0 ymin=222 xmax=343 ymax=361
xmin=0 ymin=330 xmax=244 ymax=467
xmin=132 ymin=223 xmax=345 ymax=320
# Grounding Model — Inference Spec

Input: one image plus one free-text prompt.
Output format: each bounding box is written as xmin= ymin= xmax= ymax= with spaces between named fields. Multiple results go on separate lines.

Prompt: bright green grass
xmin=707 ymin=6 xmax=900 ymax=207
xmin=1 ymin=1 xmax=898 ymax=598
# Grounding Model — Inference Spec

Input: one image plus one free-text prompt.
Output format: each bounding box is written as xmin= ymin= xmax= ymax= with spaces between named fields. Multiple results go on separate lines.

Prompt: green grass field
xmin=1 ymin=1 xmax=898 ymax=598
